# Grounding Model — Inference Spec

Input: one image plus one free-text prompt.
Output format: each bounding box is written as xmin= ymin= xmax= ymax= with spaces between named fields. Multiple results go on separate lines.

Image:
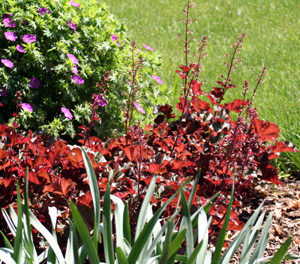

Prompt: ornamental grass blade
xmin=268 ymin=237 xmax=292 ymax=264
xmin=196 ymin=212 xmax=211 ymax=264
xmin=159 ymin=221 xmax=173 ymax=264
xmin=65 ymin=219 xmax=79 ymax=264
xmin=23 ymin=167 xmax=38 ymax=263
xmin=47 ymin=206 xmax=58 ymax=264
xmin=123 ymin=202 xmax=131 ymax=245
xmin=187 ymin=169 xmax=201 ymax=208
xmin=0 ymin=249 xmax=16 ymax=264
xmin=127 ymin=178 xmax=191 ymax=264
xmin=1 ymin=208 xmax=16 ymax=236
xmin=179 ymin=189 xmax=193 ymax=258
xmin=0 ymin=231 xmax=13 ymax=250
xmin=166 ymin=228 xmax=187 ymax=263
xmin=81 ymin=148 xmax=100 ymax=249
xmin=211 ymin=175 xmax=235 ymax=264
xmin=103 ymin=185 xmax=114 ymax=264
xmin=111 ymin=195 xmax=125 ymax=251
xmin=25 ymin=207 xmax=65 ymax=264
xmin=186 ymin=240 xmax=203 ymax=264
xmin=70 ymin=200 xmax=99 ymax=264
xmin=116 ymin=247 xmax=129 ymax=264
xmin=12 ymin=181 xmax=23 ymax=263
xmin=134 ymin=175 xmax=157 ymax=242
xmin=248 ymin=213 xmax=273 ymax=264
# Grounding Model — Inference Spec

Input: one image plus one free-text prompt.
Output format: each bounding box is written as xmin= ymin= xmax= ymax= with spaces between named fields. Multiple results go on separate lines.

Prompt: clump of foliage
xmin=0 ymin=0 xmax=162 ymax=139
xmin=1 ymin=151 xmax=298 ymax=263
xmin=0 ymin=1 xmax=298 ymax=252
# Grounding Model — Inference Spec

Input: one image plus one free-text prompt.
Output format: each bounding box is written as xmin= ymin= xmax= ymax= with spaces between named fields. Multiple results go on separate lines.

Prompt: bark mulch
xmin=228 ymin=176 xmax=300 ymax=263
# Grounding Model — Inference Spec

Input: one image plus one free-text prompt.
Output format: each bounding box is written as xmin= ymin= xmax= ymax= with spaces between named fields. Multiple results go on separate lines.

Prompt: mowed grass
xmin=103 ymin=0 xmax=300 ymax=173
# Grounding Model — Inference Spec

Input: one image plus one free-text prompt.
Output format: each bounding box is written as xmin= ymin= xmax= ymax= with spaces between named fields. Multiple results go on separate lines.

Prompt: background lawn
xmin=103 ymin=0 xmax=300 ymax=174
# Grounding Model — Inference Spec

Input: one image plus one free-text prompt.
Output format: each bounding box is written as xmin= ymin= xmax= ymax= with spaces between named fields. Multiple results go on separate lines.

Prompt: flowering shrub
xmin=0 ymin=0 xmax=164 ymax=138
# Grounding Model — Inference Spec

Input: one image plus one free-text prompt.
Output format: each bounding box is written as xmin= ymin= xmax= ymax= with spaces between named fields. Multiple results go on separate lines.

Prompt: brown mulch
xmin=228 ymin=176 xmax=300 ymax=263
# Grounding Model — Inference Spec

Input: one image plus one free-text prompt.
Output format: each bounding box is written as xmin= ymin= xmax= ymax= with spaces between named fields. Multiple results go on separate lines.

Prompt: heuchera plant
xmin=0 ymin=0 xmax=298 ymax=254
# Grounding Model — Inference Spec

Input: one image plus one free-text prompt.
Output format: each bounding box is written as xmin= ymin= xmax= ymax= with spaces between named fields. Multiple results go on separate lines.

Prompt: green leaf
xmin=159 ymin=221 xmax=173 ymax=264
xmin=47 ymin=207 xmax=58 ymax=264
xmin=116 ymin=247 xmax=129 ymax=264
xmin=268 ymin=237 xmax=292 ymax=264
xmin=111 ymin=195 xmax=125 ymax=251
xmin=81 ymin=148 xmax=100 ymax=249
xmin=12 ymin=181 xmax=23 ymax=263
xmin=103 ymin=185 xmax=114 ymax=264
xmin=134 ymin=174 xmax=157 ymax=242
xmin=179 ymin=189 xmax=193 ymax=258
xmin=65 ymin=219 xmax=79 ymax=264
xmin=123 ymin=202 xmax=131 ymax=245
xmin=70 ymin=200 xmax=99 ymax=264
xmin=127 ymin=178 xmax=191 ymax=264
xmin=167 ymin=228 xmax=187 ymax=261
xmin=187 ymin=169 xmax=201 ymax=208
xmin=0 ymin=231 xmax=13 ymax=250
xmin=186 ymin=240 xmax=204 ymax=264
xmin=211 ymin=176 xmax=235 ymax=264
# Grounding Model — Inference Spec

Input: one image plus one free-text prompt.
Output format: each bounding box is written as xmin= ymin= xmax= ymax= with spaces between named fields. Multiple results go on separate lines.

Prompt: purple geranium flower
xmin=111 ymin=33 xmax=118 ymax=42
xmin=72 ymin=66 xmax=78 ymax=74
xmin=3 ymin=17 xmax=16 ymax=27
xmin=38 ymin=7 xmax=51 ymax=15
xmin=1 ymin=59 xmax=14 ymax=68
xmin=21 ymin=103 xmax=33 ymax=113
xmin=0 ymin=87 xmax=8 ymax=97
xmin=143 ymin=43 xmax=154 ymax=51
xmin=61 ymin=107 xmax=73 ymax=120
xmin=133 ymin=103 xmax=145 ymax=114
xmin=152 ymin=75 xmax=163 ymax=85
xmin=94 ymin=94 xmax=107 ymax=107
xmin=69 ymin=1 xmax=80 ymax=7
xmin=72 ymin=75 xmax=84 ymax=84
xmin=68 ymin=19 xmax=76 ymax=30
xmin=117 ymin=41 xmax=121 ymax=47
xmin=29 ymin=77 xmax=40 ymax=89
xmin=23 ymin=34 xmax=36 ymax=43
xmin=3 ymin=14 xmax=13 ymax=19
xmin=67 ymin=53 xmax=78 ymax=65
xmin=5 ymin=32 xmax=18 ymax=41
xmin=16 ymin=44 xmax=26 ymax=53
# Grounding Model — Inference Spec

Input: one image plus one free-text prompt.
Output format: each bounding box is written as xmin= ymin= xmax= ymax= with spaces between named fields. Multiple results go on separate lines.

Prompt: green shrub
xmin=0 ymin=0 xmax=163 ymax=139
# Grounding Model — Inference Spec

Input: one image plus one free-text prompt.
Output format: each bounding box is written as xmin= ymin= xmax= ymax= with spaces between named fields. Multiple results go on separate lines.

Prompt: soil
xmin=228 ymin=176 xmax=300 ymax=263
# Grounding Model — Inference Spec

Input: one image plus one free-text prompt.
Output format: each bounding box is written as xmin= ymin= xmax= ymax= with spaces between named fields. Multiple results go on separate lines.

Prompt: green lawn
xmin=103 ymin=0 xmax=300 ymax=174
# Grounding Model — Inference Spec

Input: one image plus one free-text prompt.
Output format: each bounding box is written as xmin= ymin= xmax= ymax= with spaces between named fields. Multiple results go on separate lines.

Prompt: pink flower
xmin=152 ymin=75 xmax=163 ymax=85
xmin=29 ymin=77 xmax=40 ymax=88
xmin=23 ymin=34 xmax=36 ymax=43
xmin=1 ymin=59 xmax=14 ymax=68
xmin=69 ymin=1 xmax=80 ymax=7
xmin=38 ymin=7 xmax=51 ymax=15
xmin=5 ymin=32 xmax=18 ymax=41
xmin=143 ymin=43 xmax=154 ymax=51
xmin=72 ymin=66 xmax=78 ymax=74
xmin=21 ymin=103 xmax=33 ymax=113
xmin=3 ymin=17 xmax=16 ymax=27
xmin=136 ymin=49 xmax=141 ymax=53
xmin=133 ymin=103 xmax=145 ymax=114
xmin=117 ymin=41 xmax=121 ymax=47
xmin=61 ymin=107 xmax=73 ymax=120
xmin=68 ymin=19 xmax=76 ymax=30
xmin=16 ymin=44 xmax=26 ymax=53
xmin=72 ymin=75 xmax=84 ymax=84
xmin=111 ymin=33 xmax=117 ymax=42
xmin=3 ymin=14 xmax=13 ymax=19
xmin=67 ymin=53 xmax=78 ymax=65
